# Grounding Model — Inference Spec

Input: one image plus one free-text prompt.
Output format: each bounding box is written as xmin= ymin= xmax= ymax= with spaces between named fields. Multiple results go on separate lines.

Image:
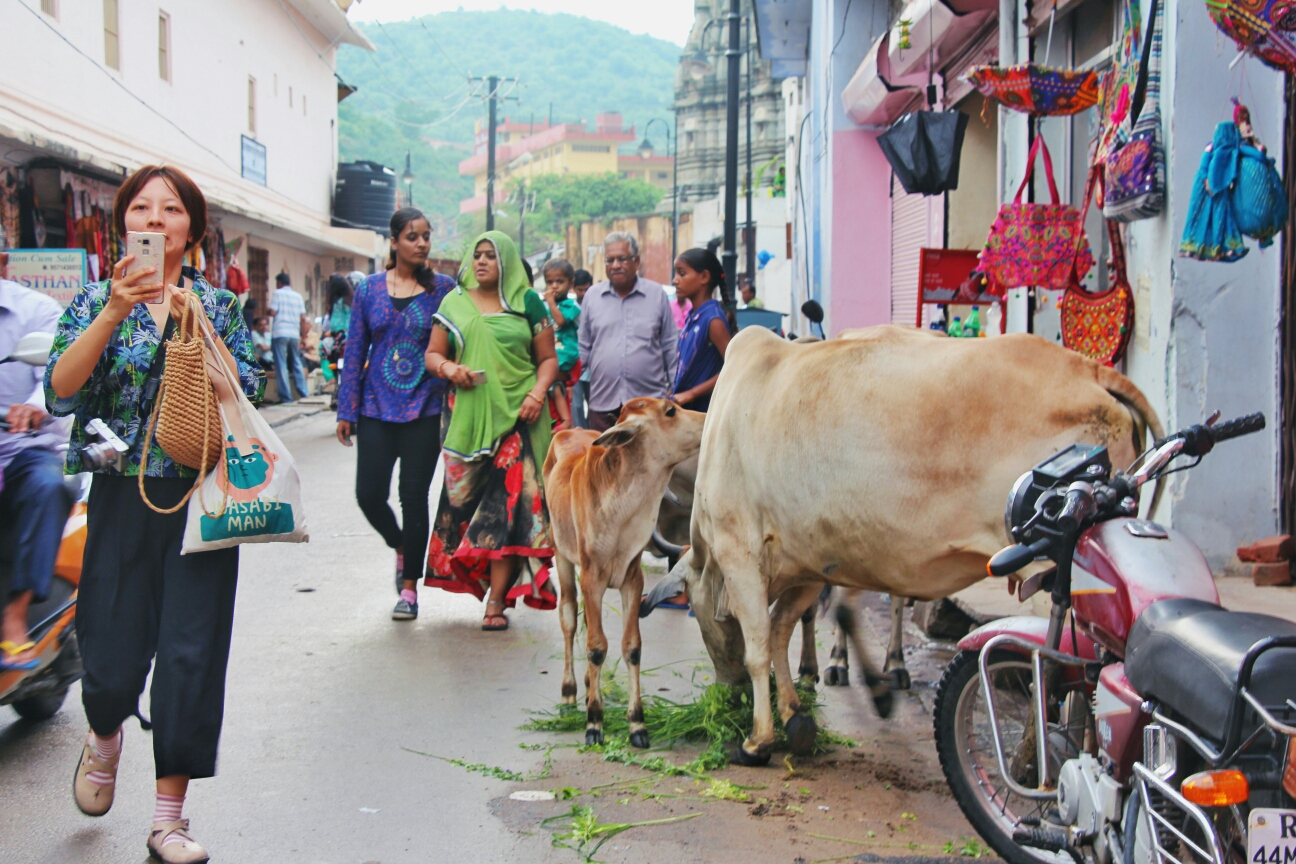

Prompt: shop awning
xmin=753 ymin=0 xmax=813 ymax=78
xmin=841 ymin=0 xmax=996 ymax=127
xmin=841 ymin=33 xmax=923 ymax=127
xmin=887 ymin=0 xmax=996 ymax=77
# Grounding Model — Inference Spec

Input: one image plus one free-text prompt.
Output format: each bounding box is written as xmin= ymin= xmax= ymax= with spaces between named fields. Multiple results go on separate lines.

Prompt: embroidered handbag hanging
xmin=1062 ymin=170 xmax=1134 ymax=365
xmin=1103 ymin=0 xmax=1164 ymax=221
xmin=982 ymin=135 xmax=1095 ymax=291
xmin=1206 ymin=0 xmax=1296 ymax=75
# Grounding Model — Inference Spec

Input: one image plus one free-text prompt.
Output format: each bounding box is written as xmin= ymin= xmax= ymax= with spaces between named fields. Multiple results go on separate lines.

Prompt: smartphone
xmin=470 ymin=370 xmax=487 ymax=385
xmin=125 ymin=231 xmax=166 ymax=302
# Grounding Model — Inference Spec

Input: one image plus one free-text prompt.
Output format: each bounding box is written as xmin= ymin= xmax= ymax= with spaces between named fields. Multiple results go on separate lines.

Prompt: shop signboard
xmin=242 ymin=135 xmax=267 ymax=186
xmin=916 ymin=247 xmax=1006 ymax=332
xmin=4 ymin=248 xmax=86 ymax=307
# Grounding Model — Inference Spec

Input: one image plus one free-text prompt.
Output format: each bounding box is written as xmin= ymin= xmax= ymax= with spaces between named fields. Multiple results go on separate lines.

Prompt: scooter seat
xmin=1125 ymin=598 xmax=1296 ymax=744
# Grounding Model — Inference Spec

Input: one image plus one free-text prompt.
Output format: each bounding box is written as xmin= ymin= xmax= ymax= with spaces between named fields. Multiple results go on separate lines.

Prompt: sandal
xmin=482 ymin=600 xmax=509 ymax=632
xmin=0 ymin=640 xmax=39 ymax=671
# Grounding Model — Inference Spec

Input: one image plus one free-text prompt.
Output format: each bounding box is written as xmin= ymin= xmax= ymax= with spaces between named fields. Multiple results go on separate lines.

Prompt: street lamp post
xmin=642 ymin=117 xmax=678 ymax=265
xmin=744 ymin=14 xmax=756 ymax=287
xmin=721 ymin=0 xmax=741 ymax=312
xmin=401 ymin=150 xmax=414 ymax=208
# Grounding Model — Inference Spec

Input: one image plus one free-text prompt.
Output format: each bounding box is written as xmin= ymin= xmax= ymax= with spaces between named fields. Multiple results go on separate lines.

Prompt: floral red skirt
xmin=424 ymin=414 xmax=556 ymax=610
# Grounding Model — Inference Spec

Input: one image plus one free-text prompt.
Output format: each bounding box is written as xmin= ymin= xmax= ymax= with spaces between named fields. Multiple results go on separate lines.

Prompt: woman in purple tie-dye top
xmin=335 ymin=208 xmax=455 ymax=621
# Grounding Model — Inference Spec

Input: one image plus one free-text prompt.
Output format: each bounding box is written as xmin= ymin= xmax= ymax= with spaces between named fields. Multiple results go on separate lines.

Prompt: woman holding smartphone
xmin=423 ymin=231 xmax=559 ymax=631
xmin=336 ymin=208 xmax=455 ymax=621
xmin=45 ymin=165 xmax=262 ymax=864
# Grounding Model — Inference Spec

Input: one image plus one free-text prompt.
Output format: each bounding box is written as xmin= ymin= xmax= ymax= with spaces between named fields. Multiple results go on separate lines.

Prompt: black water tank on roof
xmin=333 ymin=161 xmax=397 ymax=235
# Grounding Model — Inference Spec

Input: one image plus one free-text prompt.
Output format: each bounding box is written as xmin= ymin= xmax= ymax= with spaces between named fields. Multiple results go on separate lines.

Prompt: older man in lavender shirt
xmin=578 ymin=232 xmax=679 ymax=433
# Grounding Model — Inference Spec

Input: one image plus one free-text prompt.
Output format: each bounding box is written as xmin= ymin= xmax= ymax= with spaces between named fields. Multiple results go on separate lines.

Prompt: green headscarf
xmin=434 ymin=231 xmax=552 ymax=462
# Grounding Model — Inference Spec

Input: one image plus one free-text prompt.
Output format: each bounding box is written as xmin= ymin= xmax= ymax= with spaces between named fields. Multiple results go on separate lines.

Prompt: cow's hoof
xmin=785 ymin=712 xmax=818 ymax=756
xmin=887 ymin=668 xmax=911 ymax=691
xmin=730 ymin=743 xmax=772 ymax=767
xmin=824 ymin=666 xmax=847 ymax=687
xmin=585 ymin=728 xmax=605 ymax=746
xmin=871 ymin=686 xmax=894 ymax=720
xmin=629 ymin=729 xmax=650 ymax=749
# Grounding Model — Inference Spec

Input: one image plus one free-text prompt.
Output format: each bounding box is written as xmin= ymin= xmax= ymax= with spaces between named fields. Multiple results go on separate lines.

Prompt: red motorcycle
xmin=934 ymin=412 xmax=1296 ymax=864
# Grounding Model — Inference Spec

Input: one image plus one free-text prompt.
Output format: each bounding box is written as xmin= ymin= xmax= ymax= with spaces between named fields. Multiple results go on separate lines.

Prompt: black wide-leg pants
xmin=77 ymin=474 xmax=239 ymax=780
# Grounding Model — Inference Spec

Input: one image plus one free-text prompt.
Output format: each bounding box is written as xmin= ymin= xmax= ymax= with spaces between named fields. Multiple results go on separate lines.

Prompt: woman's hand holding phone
xmin=106 ymin=256 xmax=163 ymax=323
xmin=443 ymin=363 xmax=478 ymax=390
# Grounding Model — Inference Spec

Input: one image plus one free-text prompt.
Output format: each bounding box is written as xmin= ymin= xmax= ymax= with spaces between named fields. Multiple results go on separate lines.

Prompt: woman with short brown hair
xmin=46 ymin=164 xmax=262 ymax=863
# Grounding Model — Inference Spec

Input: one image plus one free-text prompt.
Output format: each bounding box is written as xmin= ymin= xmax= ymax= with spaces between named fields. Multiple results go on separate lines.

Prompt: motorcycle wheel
xmin=12 ymin=689 xmax=68 ymax=721
xmin=935 ymin=649 xmax=1083 ymax=864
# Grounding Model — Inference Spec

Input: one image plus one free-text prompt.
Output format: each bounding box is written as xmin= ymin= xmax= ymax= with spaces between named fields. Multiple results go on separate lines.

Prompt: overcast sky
xmin=348 ymin=0 xmax=698 ymax=45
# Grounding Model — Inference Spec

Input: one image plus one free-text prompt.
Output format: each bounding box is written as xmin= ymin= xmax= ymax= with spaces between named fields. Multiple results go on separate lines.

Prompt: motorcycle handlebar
xmin=1209 ymin=412 xmax=1266 ymax=444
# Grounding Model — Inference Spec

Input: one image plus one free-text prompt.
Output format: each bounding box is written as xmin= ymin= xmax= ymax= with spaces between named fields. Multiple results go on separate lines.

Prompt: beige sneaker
xmin=147 ymin=819 xmax=210 ymax=864
xmin=72 ymin=729 xmax=121 ymax=816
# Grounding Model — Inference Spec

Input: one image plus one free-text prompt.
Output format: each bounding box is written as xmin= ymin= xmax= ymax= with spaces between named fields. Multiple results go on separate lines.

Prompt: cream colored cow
xmin=668 ymin=325 xmax=1162 ymax=765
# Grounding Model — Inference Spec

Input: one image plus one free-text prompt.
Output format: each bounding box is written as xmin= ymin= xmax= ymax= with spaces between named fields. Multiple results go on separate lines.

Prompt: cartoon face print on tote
xmin=217 ymin=437 xmax=278 ymax=502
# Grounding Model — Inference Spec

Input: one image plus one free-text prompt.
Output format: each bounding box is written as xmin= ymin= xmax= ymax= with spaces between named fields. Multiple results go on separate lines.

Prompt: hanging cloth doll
xmin=1229 ymin=101 xmax=1287 ymax=247
xmin=1179 ymin=121 xmax=1248 ymax=262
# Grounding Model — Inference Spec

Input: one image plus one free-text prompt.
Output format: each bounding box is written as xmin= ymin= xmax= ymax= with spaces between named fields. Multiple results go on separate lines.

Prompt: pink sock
xmin=154 ymin=794 xmax=184 ymax=840
xmin=401 ymin=588 xmax=417 ymax=604
xmin=86 ymin=729 xmax=121 ymax=786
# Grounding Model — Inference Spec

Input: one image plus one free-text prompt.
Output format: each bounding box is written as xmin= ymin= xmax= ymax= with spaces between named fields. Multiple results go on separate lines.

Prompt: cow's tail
xmin=1096 ymin=364 xmax=1166 ymax=517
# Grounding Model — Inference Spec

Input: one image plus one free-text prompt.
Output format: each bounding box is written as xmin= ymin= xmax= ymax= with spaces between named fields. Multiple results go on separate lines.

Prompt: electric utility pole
xmin=745 ymin=14 xmax=756 ymax=287
xmin=469 ymin=74 xmax=519 ymax=232
xmin=721 ymin=0 xmax=741 ymax=311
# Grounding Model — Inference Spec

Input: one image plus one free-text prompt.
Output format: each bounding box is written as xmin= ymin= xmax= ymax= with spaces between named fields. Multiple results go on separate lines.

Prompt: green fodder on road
xmin=522 ymin=670 xmax=855 ymax=774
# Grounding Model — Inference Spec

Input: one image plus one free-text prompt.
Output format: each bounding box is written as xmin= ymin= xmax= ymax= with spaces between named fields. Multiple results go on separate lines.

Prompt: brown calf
xmin=542 ymin=398 xmax=705 ymax=747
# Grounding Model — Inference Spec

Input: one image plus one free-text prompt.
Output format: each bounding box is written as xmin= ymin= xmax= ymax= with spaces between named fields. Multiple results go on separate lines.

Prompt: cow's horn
xmin=662 ymin=487 xmax=683 ymax=508
xmin=650 ymin=528 xmax=685 ymax=559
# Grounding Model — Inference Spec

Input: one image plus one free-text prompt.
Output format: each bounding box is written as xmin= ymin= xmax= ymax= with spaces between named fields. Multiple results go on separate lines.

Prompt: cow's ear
xmin=593 ymin=426 xmax=636 ymax=448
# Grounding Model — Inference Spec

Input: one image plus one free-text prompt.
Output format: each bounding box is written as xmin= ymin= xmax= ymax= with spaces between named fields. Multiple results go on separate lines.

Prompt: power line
xmin=13 ymin=0 xmax=240 ymax=175
xmin=418 ymin=17 xmax=467 ymax=79
xmin=373 ymin=20 xmax=461 ymax=102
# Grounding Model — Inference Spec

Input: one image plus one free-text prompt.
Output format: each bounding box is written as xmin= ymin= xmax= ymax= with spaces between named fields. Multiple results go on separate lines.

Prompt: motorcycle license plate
xmin=1248 ymin=809 xmax=1296 ymax=863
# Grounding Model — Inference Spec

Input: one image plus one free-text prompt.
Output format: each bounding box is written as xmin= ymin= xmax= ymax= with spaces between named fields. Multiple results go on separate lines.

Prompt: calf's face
xmin=592 ymin=398 xmax=705 ymax=468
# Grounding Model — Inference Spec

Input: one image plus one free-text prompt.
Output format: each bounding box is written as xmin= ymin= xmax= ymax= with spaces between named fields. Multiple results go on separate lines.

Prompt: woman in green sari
xmin=423 ymin=232 xmax=560 ymax=630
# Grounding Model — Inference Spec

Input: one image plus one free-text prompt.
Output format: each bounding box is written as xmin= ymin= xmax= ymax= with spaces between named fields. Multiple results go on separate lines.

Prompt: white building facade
xmin=1 ymin=0 xmax=382 ymax=315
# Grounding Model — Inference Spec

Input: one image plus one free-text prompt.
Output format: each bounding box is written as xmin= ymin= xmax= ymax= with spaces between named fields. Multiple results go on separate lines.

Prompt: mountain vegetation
xmin=337 ymin=9 xmax=681 ymax=246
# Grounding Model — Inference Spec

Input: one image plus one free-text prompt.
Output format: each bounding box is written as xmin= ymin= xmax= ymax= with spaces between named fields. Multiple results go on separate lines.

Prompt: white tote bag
xmin=181 ymin=327 xmax=309 ymax=553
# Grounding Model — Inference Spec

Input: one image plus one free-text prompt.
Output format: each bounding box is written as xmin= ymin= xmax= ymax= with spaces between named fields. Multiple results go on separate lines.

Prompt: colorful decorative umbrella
xmin=963 ymin=63 xmax=1101 ymax=116
xmin=1206 ymin=0 xmax=1296 ymax=75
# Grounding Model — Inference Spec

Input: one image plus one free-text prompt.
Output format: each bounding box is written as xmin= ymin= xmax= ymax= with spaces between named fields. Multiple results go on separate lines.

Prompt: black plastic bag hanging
xmin=878 ymin=110 xmax=971 ymax=196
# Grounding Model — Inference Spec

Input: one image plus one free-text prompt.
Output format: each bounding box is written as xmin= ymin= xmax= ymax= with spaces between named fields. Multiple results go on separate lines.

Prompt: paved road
xmin=0 ymin=411 xmax=978 ymax=864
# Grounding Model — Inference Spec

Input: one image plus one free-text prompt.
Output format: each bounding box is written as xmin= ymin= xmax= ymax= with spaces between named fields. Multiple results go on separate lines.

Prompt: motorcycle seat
xmin=1125 ymin=598 xmax=1296 ymax=744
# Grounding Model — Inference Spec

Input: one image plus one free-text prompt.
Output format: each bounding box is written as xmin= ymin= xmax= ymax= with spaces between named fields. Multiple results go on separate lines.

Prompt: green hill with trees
xmin=337 ymin=9 xmax=681 ymax=241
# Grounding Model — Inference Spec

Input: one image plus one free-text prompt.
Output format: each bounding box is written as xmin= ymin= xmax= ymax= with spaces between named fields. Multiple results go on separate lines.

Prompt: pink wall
xmin=830 ymin=129 xmax=894 ymax=334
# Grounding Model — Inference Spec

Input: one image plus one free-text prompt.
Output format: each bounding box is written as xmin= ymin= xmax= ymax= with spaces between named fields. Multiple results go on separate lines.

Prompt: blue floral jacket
xmin=44 ymin=267 xmax=263 ymax=477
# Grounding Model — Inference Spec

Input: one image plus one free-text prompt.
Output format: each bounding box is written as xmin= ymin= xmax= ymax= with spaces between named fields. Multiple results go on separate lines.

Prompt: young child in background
xmin=541 ymin=258 xmax=580 ymax=431
xmin=251 ymin=317 xmax=274 ymax=370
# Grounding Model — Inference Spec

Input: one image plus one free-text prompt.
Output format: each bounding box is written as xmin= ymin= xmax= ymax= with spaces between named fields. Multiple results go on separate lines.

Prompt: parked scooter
xmin=934 ymin=411 xmax=1296 ymax=864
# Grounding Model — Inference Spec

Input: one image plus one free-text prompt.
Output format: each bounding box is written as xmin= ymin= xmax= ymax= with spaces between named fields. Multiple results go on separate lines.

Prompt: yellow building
xmin=458 ymin=113 xmax=673 ymax=213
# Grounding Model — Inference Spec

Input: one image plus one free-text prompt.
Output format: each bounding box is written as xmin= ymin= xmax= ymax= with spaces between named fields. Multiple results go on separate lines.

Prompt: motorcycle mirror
xmin=800 ymin=299 xmax=824 ymax=324
xmin=1 ymin=332 xmax=55 ymax=367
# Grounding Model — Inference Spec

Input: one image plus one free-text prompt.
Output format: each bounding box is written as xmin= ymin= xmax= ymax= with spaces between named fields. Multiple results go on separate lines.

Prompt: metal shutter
xmin=890 ymin=177 xmax=944 ymax=327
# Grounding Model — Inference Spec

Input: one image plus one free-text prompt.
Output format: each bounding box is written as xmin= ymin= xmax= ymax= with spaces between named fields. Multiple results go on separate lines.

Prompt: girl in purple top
xmin=671 ymin=248 xmax=733 ymax=413
xmin=335 ymin=208 xmax=455 ymax=621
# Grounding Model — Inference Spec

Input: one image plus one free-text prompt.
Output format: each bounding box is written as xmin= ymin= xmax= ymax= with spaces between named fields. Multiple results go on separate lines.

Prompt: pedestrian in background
xmin=323 ymin=273 xmax=353 ymax=342
xmin=335 ymin=207 xmax=454 ymax=622
xmin=0 ymin=277 xmax=73 ymax=672
xmin=423 ymin=231 xmax=559 ymax=631
xmin=578 ymin=232 xmax=678 ymax=432
xmin=251 ymin=316 xmax=273 ymax=369
xmin=571 ymin=269 xmax=593 ymax=428
xmin=739 ymin=275 xmax=763 ymax=309
xmin=670 ymin=248 xmax=732 ymax=412
xmin=46 ymin=164 xmax=263 ymax=864
xmin=268 ymin=271 xmax=309 ymax=403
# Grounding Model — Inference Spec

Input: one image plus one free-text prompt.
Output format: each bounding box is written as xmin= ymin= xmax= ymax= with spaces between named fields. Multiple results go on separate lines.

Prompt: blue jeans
xmin=571 ymin=379 xmax=589 ymax=429
xmin=0 ymin=448 xmax=72 ymax=603
xmin=272 ymin=336 xmax=309 ymax=403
